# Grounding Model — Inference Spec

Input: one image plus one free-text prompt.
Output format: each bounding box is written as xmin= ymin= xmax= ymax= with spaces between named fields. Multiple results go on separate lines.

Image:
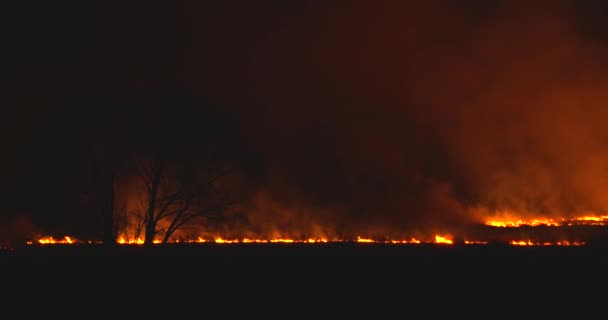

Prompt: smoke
xmin=193 ymin=0 xmax=608 ymax=231
xmin=9 ymin=1 xmax=608 ymax=240
xmin=0 ymin=214 xmax=39 ymax=246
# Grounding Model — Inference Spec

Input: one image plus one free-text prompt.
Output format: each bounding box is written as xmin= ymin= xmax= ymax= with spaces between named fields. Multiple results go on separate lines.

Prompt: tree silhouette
xmin=127 ymin=152 xmax=235 ymax=246
xmin=45 ymin=91 xmax=246 ymax=246
xmin=112 ymin=92 xmax=245 ymax=246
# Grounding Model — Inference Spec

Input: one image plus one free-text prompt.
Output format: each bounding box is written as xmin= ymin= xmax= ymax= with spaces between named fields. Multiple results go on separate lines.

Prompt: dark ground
xmin=2 ymin=243 xmax=606 ymax=315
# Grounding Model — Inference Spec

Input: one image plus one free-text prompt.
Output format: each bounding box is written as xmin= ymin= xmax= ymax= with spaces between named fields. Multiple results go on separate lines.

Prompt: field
xmin=3 ymin=243 xmax=607 ymax=313
xmin=5 ymin=242 xmax=608 ymax=278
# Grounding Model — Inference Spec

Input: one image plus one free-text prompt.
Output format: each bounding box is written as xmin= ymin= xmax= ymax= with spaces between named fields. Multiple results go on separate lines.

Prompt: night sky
xmin=4 ymin=1 xmax=608 ymax=241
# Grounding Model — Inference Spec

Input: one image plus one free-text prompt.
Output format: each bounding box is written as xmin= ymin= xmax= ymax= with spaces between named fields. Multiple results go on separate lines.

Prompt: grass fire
xmin=9 ymin=3 xmax=608 ymax=306
xmin=22 ymin=213 xmax=608 ymax=248
xmin=6 ymin=3 xmax=608 ymax=259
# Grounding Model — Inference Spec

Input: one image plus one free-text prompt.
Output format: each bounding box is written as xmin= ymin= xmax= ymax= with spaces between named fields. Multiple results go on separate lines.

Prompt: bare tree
xmin=104 ymin=93 xmax=246 ymax=245
xmin=128 ymin=152 xmax=235 ymax=246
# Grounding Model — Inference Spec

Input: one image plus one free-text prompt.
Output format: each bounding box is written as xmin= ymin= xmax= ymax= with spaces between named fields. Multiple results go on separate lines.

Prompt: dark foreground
xmin=3 ymin=243 xmax=607 ymax=314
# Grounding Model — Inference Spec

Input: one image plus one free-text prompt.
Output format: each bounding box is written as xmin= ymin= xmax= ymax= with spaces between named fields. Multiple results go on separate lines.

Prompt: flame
xmin=35 ymin=236 xmax=75 ymax=244
xmin=464 ymin=240 xmax=488 ymax=245
xmin=434 ymin=235 xmax=453 ymax=244
xmin=485 ymin=215 xmax=608 ymax=227
xmin=29 ymin=234 xmax=461 ymax=245
xmin=242 ymin=238 xmax=267 ymax=243
xmin=27 ymin=236 xmax=587 ymax=246
xmin=509 ymin=240 xmax=585 ymax=246
xmin=28 ymin=227 xmax=594 ymax=247
xmin=270 ymin=238 xmax=295 ymax=243
xmin=356 ymin=236 xmax=374 ymax=243
xmin=556 ymin=241 xmax=585 ymax=246
xmin=26 ymin=211 xmax=594 ymax=247
xmin=27 ymin=235 xmax=589 ymax=246
xmin=391 ymin=238 xmax=421 ymax=244
xmin=486 ymin=219 xmax=560 ymax=227
xmin=114 ymin=236 xmax=332 ymax=244
xmin=118 ymin=237 xmax=144 ymax=244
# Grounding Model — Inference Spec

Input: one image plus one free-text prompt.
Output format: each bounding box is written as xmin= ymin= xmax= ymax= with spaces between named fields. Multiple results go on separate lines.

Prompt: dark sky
xmin=4 ymin=1 xmax=608 ymax=238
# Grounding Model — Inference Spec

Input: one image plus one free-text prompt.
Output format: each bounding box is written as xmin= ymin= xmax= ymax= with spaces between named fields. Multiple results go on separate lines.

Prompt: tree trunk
xmin=144 ymin=220 xmax=156 ymax=247
xmin=144 ymin=160 xmax=164 ymax=247
xmin=101 ymin=172 xmax=116 ymax=247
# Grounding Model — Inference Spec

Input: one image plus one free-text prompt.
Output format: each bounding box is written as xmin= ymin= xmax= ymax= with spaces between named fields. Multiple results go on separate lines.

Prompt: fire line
xmin=25 ymin=214 xmax=608 ymax=247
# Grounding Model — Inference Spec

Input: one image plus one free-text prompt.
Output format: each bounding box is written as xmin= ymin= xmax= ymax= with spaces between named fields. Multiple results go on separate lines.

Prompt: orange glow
xmin=555 ymin=241 xmax=585 ymax=246
xmin=116 ymin=237 xmax=161 ymax=244
xmin=486 ymin=219 xmax=560 ymax=227
xmin=118 ymin=236 xmax=144 ymax=244
xmin=28 ymin=234 xmax=587 ymax=247
xmin=575 ymin=216 xmax=608 ymax=222
xmin=510 ymin=240 xmax=534 ymax=246
xmin=390 ymin=238 xmax=421 ymax=244
xmin=188 ymin=237 xmax=209 ymax=243
xmin=215 ymin=237 xmax=238 ymax=244
xmin=356 ymin=236 xmax=374 ymax=243
xmin=510 ymin=240 xmax=553 ymax=246
xmin=509 ymin=240 xmax=586 ymax=246
xmin=35 ymin=236 xmax=75 ymax=244
xmin=308 ymin=238 xmax=328 ymax=243
xmin=464 ymin=240 xmax=488 ymax=245
xmin=242 ymin=238 xmax=267 ymax=243
xmin=434 ymin=235 xmax=453 ymax=244
xmin=270 ymin=239 xmax=295 ymax=243
xmin=485 ymin=215 xmax=608 ymax=227
xmin=24 ymin=211 xmax=604 ymax=247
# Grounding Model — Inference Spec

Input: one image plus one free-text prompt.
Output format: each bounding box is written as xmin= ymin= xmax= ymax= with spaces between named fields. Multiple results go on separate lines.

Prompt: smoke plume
xmin=193 ymin=1 xmax=608 ymax=233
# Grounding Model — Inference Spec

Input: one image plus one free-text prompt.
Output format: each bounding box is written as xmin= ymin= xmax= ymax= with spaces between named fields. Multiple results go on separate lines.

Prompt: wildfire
xmin=26 ymin=236 xmax=101 ymax=245
xmin=25 ymin=210 xmax=608 ymax=247
xmin=485 ymin=215 xmax=608 ymax=227
xmin=391 ymin=239 xmax=421 ymax=244
xmin=27 ymin=229 xmax=592 ymax=247
xmin=509 ymin=240 xmax=585 ymax=246
xmin=486 ymin=219 xmax=560 ymax=227
xmin=434 ymin=235 xmax=453 ymax=244
xmin=27 ymin=234 xmax=463 ymax=245
xmin=118 ymin=237 xmax=143 ymax=244
xmin=117 ymin=236 xmax=330 ymax=244
xmin=24 ymin=235 xmax=589 ymax=246
xmin=34 ymin=236 xmax=75 ymax=244
xmin=356 ymin=236 xmax=374 ymax=243
xmin=464 ymin=240 xmax=488 ymax=245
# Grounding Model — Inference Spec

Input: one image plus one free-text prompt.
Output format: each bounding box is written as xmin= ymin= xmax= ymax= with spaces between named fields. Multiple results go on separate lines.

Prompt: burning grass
xmin=27 ymin=234 xmax=456 ymax=246
xmin=22 ymin=214 xmax=608 ymax=248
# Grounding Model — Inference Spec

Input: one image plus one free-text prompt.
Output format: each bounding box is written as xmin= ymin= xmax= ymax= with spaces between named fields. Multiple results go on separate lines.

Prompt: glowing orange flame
xmin=510 ymin=240 xmax=554 ymax=246
xmin=242 ymin=238 xmax=267 ymax=243
xmin=390 ymin=238 xmax=421 ymax=244
xmin=509 ymin=240 xmax=586 ymax=246
xmin=510 ymin=240 xmax=533 ymax=246
xmin=28 ymin=234 xmax=587 ymax=246
xmin=117 ymin=237 xmax=143 ymax=244
xmin=116 ymin=237 xmax=163 ymax=244
xmin=34 ymin=236 xmax=75 ymax=244
xmin=270 ymin=239 xmax=294 ymax=243
xmin=556 ymin=241 xmax=585 ymax=246
xmin=485 ymin=215 xmax=608 ymax=227
xmin=434 ymin=235 xmax=453 ymax=244
xmin=356 ymin=236 xmax=374 ymax=243
xmin=464 ymin=240 xmax=488 ymax=245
